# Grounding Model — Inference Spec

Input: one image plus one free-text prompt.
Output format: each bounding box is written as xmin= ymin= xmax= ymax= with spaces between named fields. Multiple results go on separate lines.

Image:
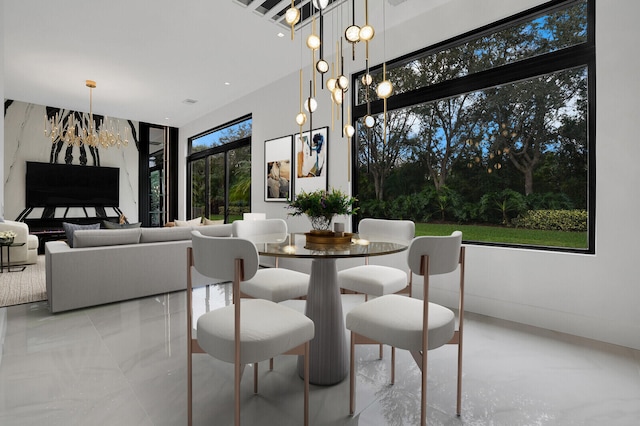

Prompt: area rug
xmin=0 ymin=255 xmax=47 ymax=308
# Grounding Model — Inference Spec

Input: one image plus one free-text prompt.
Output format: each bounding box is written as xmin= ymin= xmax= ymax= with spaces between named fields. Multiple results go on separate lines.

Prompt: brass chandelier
xmin=44 ymin=80 xmax=129 ymax=149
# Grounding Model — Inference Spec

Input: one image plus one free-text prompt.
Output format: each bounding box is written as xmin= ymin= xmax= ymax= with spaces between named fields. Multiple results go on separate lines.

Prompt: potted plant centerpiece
xmin=288 ymin=188 xmax=358 ymax=236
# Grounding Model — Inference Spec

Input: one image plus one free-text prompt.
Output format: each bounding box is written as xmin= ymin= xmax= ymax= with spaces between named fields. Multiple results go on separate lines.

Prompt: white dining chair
xmin=232 ymin=218 xmax=310 ymax=302
xmin=187 ymin=231 xmax=315 ymax=426
xmin=339 ymin=218 xmax=415 ymax=298
xmin=346 ymin=231 xmax=465 ymax=425
xmin=338 ymin=218 xmax=414 ymax=358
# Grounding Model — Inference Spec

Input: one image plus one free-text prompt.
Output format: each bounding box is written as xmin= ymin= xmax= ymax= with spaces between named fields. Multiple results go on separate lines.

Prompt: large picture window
xmin=187 ymin=115 xmax=252 ymax=223
xmin=352 ymin=0 xmax=593 ymax=253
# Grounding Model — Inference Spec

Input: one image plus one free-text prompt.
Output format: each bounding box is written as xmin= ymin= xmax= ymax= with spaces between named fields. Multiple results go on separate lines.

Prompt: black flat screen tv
xmin=26 ymin=162 xmax=120 ymax=207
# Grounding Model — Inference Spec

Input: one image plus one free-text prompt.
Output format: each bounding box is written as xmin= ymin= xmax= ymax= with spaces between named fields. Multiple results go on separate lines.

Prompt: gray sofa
xmin=45 ymin=225 xmax=232 ymax=313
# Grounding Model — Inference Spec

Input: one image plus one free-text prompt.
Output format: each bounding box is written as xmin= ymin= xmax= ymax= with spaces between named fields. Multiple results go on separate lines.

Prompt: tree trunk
xmin=524 ymin=168 xmax=533 ymax=196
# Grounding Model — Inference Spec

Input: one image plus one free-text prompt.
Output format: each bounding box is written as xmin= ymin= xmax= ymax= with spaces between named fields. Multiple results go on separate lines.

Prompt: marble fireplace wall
xmin=3 ymin=100 xmax=140 ymax=223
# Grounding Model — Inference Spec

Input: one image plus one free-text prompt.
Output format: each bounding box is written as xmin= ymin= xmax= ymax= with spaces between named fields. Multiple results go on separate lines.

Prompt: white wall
xmin=179 ymin=0 xmax=640 ymax=350
xmin=1 ymin=0 xmax=5 ymax=219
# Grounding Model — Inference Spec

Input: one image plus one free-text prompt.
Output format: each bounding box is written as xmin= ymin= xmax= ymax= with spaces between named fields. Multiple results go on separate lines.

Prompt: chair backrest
xmin=408 ymin=231 xmax=462 ymax=277
xmin=191 ymin=230 xmax=259 ymax=282
xmin=358 ymin=218 xmax=415 ymax=245
xmin=343 ymin=218 xmax=415 ymax=271
xmin=232 ymin=218 xmax=288 ymax=244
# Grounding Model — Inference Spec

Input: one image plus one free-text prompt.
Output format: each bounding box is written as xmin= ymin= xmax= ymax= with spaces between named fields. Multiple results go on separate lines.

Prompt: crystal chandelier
xmin=44 ymin=80 xmax=129 ymax=149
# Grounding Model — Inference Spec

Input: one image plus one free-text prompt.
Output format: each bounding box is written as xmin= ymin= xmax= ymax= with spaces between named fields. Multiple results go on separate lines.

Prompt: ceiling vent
xmin=233 ymin=0 xmax=343 ymax=29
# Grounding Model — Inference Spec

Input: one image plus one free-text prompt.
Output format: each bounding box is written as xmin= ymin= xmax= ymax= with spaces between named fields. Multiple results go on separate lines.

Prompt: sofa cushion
xmin=175 ymin=217 xmax=202 ymax=227
xmin=139 ymin=227 xmax=194 ymax=243
xmin=74 ymin=228 xmax=142 ymax=248
xmin=62 ymin=222 xmax=100 ymax=248
xmin=103 ymin=220 xmax=142 ymax=229
xmin=197 ymin=224 xmax=234 ymax=237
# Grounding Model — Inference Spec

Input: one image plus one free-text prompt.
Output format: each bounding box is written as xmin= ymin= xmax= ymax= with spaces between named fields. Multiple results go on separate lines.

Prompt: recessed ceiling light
xmin=277 ymin=32 xmax=285 ymax=38
xmin=224 ymin=82 xmax=231 ymax=86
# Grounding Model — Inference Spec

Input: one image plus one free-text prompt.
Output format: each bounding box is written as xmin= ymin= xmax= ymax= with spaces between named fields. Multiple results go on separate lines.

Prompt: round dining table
xmin=257 ymin=232 xmax=408 ymax=385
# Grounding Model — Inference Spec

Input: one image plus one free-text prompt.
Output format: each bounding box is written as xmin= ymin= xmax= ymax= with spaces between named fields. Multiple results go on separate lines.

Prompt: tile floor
xmin=0 ymin=285 xmax=639 ymax=425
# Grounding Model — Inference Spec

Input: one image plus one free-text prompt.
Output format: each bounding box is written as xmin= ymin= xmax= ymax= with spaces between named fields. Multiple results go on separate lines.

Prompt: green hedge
xmin=513 ymin=209 xmax=588 ymax=232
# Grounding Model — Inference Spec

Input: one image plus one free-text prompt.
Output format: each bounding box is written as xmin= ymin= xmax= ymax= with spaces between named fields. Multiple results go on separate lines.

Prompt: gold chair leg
xmin=235 ymin=360 xmax=241 ymax=426
xmin=187 ymin=248 xmax=194 ymax=426
xmin=304 ymin=342 xmax=310 ymax=426
xmin=349 ymin=331 xmax=355 ymax=415
xmin=379 ymin=343 xmax=383 ymax=359
xmin=456 ymin=336 xmax=463 ymax=416
xmin=254 ymin=362 xmax=258 ymax=394
xmin=391 ymin=346 xmax=395 ymax=385
xmin=420 ymin=349 xmax=427 ymax=426
xmin=188 ymin=347 xmax=193 ymax=426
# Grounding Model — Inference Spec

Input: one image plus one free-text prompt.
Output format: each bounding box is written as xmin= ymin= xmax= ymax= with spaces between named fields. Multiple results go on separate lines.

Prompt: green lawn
xmin=415 ymin=222 xmax=588 ymax=249
xmin=209 ymin=215 xmax=243 ymax=223
xmin=210 ymin=215 xmax=587 ymax=249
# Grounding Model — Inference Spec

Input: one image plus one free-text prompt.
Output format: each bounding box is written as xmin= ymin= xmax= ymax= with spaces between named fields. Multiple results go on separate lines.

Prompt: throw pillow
xmin=202 ymin=218 xmax=224 ymax=226
xmin=174 ymin=217 xmax=202 ymax=227
xmin=62 ymin=222 xmax=100 ymax=248
xmin=103 ymin=220 xmax=142 ymax=229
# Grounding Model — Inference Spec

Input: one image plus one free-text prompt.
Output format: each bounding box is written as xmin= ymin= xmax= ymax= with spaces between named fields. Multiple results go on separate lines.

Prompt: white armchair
xmin=0 ymin=220 xmax=39 ymax=266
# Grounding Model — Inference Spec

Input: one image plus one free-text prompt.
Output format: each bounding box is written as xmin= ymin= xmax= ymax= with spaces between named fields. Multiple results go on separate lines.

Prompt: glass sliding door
xmin=187 ymin=115 xmax=252 ymax=223
xmin=228 ymin=145 xmax=251 ymax=222
xmin=208 ymin=153 xmax=225 ymax=221
xmin=148 ymin=127 xmax=165 ymax=226
xmin=190 ymin=158 xmax=207 ymax=220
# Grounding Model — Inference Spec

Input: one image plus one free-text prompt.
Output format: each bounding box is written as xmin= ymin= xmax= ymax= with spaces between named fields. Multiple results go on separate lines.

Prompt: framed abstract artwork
xmin=264 ymin=135 xmax=293 ymax=202
xmin=293 ymin=126 xmax=328 ymax=198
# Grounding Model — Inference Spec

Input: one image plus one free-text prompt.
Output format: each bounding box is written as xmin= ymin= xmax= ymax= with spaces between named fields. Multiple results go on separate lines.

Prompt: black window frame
xmin=351 ymin=0 xmax=595 ymax=254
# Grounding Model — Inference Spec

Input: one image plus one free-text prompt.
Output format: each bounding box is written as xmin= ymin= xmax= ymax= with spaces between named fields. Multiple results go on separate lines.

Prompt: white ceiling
xmin=4 ymin=0 xmax=449 ymax=127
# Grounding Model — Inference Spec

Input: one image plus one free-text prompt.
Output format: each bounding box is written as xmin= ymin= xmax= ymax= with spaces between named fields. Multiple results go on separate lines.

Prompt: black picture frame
xmin=264 ymin=135 xmax=293 ymax=202
xmin=293 ymin=126 xmax=328 ymax=198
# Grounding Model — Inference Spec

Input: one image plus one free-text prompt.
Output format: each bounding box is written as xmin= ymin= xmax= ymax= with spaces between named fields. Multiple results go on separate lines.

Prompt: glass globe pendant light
xmin=359 ymin=24 xmax=375 ymax=42
xmin=326 ymin=76 xmax=337 ymax=92
xmin=331 ymin=88 xmax=343 ymax=105
xmin=336 ymin=74 xmax=349 ymax=91
xmin=377 ymin=2 xmax=392 ymax=145
xmin=344 ymin=121 xmax=355 ymax=138
xmin=344 ymin=0 xmax=360 ymax=60
xmin=296 ymin=70 xmax=307 ymax=126
xmin=364 ymin=115 xmax=375 ymax=128
xmin=284 ymin=0 xmax=300 ymax=40
xmin=359 ymin=0 xmax=375 ymax=42
xmin=306 ymin=32 xmax=320 ymax=51
xmin=312 ymin=0 xmax=329 ymax=10
xmin=316 ymin=59 xmax=329 ymax=74
xmin=376 ymin=78 xmax=393 ymax=99
xmin=304 ymin=97 xmax=318 ymax=113
xmin=345 ymin=24 xmax=361 ymax=43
